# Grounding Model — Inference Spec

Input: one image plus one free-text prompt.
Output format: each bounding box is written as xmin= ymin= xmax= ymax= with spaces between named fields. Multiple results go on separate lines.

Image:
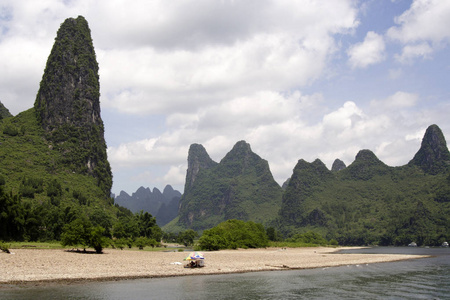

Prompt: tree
xmin=89 ymin=226 xmax=109 ymax=253
xmin=60 ymin=216 xmax=109 ymax=253
xmin=0 ymin=187 xmax=25 ymax=241
xmin=198 ymin=219 xmax=269 ymax=250
xmin=60 ymin=217 xmax=91 ymax=250
xmin=136 ymin=211 xmax=162 ymax=241
xmin=177 ymin=229 xmax=198 ymax=247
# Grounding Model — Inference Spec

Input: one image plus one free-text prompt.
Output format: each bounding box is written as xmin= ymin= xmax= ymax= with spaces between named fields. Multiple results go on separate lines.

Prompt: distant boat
xmin=408 ymin=242 xmax=417 ymax=247
xmin=442 ymin=241 xmax=449 ymax=247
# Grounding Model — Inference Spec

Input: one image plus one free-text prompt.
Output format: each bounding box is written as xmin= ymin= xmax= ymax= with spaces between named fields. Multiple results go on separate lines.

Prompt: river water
xmin=1 ymin=247 xmax=449 ymax=299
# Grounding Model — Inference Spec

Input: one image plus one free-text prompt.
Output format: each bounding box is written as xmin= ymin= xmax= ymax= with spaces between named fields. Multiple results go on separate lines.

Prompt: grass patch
xmin=9 ymin=241 xmax=65 ymax=249
xmin=268 ymin=241 xmax=327 ymax=248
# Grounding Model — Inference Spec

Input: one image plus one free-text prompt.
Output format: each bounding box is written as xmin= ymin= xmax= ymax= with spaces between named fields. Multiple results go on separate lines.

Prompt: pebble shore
xmin=0 ymin=247 xmax=427 ymax=284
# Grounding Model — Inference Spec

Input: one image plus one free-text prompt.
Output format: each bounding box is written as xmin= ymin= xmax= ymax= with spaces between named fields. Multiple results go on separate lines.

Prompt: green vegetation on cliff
xmin=34 ymin=16 xmax=111 ymax=196
xmin=0 ymin=101 xmax=12 ymax=120
xmin=279 ymin=125 xmax=450 ymax=246
xmin=174 ymin=141 xmax=283 ymax=232
xmin=0 ymin=16 xmax=160 ymax=246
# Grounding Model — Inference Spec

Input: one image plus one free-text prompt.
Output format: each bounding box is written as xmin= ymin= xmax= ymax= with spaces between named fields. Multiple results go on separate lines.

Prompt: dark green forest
xmin=279 ymin=126 xmax=450 ymax=246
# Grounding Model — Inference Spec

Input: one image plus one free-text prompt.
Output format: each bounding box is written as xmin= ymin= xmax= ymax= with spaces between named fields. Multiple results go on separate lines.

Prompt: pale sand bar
xmin=0 ymin=247 xmax=428 ymax=284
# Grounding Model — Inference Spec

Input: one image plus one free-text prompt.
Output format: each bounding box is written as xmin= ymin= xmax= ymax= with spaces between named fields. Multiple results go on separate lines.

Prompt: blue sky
xmin=0 ymin=0 xmax=449 ymax=194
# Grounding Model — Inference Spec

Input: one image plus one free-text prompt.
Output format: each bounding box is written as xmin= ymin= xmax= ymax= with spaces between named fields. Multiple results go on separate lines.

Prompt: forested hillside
xmin=167 ymin=141 xmax=283 ymax=232
xmin=0 ymin=16 xmax=160 ymax=245
xmin=279 ymin=125 xmax=450 ymax=246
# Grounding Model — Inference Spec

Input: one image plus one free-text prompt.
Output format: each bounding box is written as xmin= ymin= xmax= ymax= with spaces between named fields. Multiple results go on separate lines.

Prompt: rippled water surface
xmin=1 ymin=247 xmax=449 ymax=299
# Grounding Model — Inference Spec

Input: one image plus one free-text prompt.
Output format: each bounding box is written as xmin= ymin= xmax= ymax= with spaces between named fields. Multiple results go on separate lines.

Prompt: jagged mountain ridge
xmin=114 ymin=185 xmax=181 ymax=226
xmin=166 ymin=124 xmax=449 ymax=246
xmin=279 ymin=124 xmax=450 ymax=246
xmin=172 ymin=141 xmax=283 ymax=232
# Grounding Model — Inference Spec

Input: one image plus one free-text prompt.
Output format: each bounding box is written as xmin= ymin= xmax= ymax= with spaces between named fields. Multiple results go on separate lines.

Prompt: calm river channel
xmin=1 ymin=247 xmax=449 ymax=299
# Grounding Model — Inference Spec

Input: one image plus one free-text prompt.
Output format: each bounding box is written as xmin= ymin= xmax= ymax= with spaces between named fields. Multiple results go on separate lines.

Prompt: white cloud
xmin=0 ymin=0 xmax=359 ymax=116
xmin=107 ymin=89 xmax=448 ymax=193
xmin=347 ymin=31 xmax=386 ymax=68
xmin=1 ymin=1 xmax=449 ymax=195
xmin=388 ymin=68 xmax=403 ymax=79
xmin=387 ymin=0 xmax=450 ymax=62
xmin=387 ymin=0 xmax=450 ymax=44
xmin=395 ymin=43 xmax=433 ymax=63
xmin=370 ymin=91 xmax=419 ymax=111
xmin=162 ymin=165 xmax=187 ymax=188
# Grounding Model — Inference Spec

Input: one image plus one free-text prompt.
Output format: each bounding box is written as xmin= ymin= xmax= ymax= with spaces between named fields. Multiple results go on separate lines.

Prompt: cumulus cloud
xmin=0 ymin=0 xmax=359 ymax=116
xmin=370 ymin=91 xmax=419 ymax=111
xmin=1 ymin=1 xmax=449 ymax=194
xmin=108 ymin=89 xmax=446 ymax=192
xmin=387 ymin=0 xmax=450 ymax=62
xmin=395 ymin=43 xmax=433 ymax=63
xmin=347 ymin=31 xmax=386 ymax=68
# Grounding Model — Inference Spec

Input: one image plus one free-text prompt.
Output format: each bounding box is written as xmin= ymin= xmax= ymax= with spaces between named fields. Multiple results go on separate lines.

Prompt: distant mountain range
xmin=164 ymin=124 xmax=449 ymax=246
xmin=114 ymin=185 xmax=181 ymax=226
xmin=1 ymin=15 xmax=448 ymax=246
xmin=280 ymin=124 xmax=450 ymax=246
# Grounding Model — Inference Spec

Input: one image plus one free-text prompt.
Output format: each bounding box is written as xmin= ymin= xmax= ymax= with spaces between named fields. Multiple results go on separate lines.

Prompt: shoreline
xmin=0 ymin=247 xmax=429 ymax=286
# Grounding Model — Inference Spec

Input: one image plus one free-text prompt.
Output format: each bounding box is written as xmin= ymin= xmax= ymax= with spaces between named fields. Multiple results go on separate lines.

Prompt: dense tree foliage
xmin=198 ymin=219 xmax=269 ymax=250
xmin=177 ymin=229 xmax=198 ymax=246
xmin=280 ymin=153 xmax=450 ymax=246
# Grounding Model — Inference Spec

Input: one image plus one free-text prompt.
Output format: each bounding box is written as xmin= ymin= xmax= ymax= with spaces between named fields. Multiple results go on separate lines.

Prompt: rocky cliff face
xmin=184 ymin=144 xmax=217 ymax=192
xmin=0 ymin=101 xmax=12 ymax=120
xmin=177 ymin=141 xmax=283 ymax=231
xmin=331 ymin=159 xmax=346 ymax=172
xmin=409 ymin=124 xmax=450 ymax=174
xmin=34 ymin=16 xmax=111 ymax=195
xmin=280 ymin=158 xmax=333 ymax=224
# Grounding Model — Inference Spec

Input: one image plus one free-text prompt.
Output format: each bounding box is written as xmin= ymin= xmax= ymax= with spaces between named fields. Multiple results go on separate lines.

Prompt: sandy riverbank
xmin=0 ymin=247 xmax=428 ymax=284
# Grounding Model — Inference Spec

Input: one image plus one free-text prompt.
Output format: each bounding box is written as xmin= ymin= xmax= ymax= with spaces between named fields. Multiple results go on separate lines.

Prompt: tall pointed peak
xmin=33 ymin=16 xmax=111 ymax=196
xmin=332 ymin=159 xmax=346 ymax=172
xmin=185 ymin=143 xmax=217 ymax=191
xmin=409 ymin=124 xmax=450 ymax=174
xmin=354 ymin=149 xmax=382 ymax=164
xmin=341 ymin=149 xmax=390 ymax=180
xmin=34 ymin=15 xmax=100 ymax=132
xmin=163 ymin=185 xmax=174 ymax=194
xmin=221 ymin=140 xmax=259 ymax=162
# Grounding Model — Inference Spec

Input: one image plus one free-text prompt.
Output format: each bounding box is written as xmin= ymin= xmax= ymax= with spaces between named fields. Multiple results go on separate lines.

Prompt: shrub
xmin=114 ymin=238 xmax=127 ymax=250
xmin=135 ymin=237 xmax=149 ymax=250
xmin=3 ymin=125 xmax=18 ymax=136
xmin=0 ymin=241 xmax=10 ymax=253
xmin=198 ymin=219 xmax=269 ymax=251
